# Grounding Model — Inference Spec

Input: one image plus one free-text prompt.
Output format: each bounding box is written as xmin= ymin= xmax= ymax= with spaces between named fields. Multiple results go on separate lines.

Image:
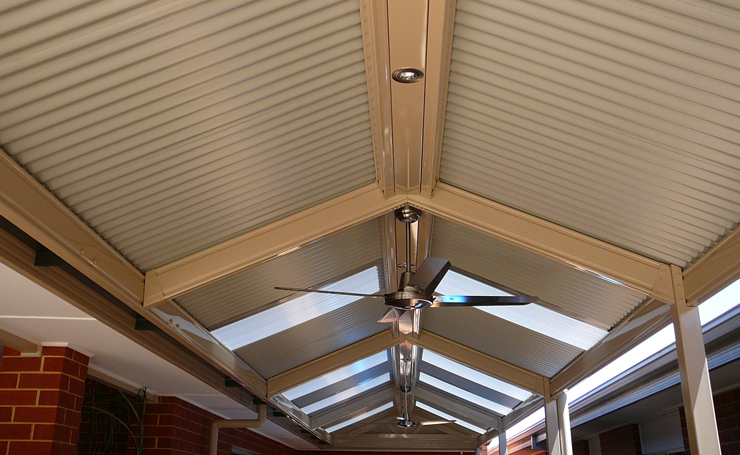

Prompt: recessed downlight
xmin=392 ymin=68 xmax=424 ymax=83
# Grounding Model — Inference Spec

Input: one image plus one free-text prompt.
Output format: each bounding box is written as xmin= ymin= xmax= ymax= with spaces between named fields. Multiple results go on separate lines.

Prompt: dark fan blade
xmin=406 ymin=257 xmax=451 ymax=295
xmin=420 ymin=420 xmax=455 ymax=426
xmin=432 ymin=295 xmax=537 ymax=307
xmin=274 ymin=287 xmax=384 ymax=298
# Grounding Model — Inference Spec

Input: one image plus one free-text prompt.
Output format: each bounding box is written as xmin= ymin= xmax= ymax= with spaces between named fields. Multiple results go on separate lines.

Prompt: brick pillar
xmin=0 ymin=346 xmax=89 ymax=455
xmin=598 ymin=424 xmax=642 ymax=455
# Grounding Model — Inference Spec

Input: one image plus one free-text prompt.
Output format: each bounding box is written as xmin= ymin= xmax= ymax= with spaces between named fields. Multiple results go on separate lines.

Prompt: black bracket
xmin=34 ymin=245 xmax=66 ymax=267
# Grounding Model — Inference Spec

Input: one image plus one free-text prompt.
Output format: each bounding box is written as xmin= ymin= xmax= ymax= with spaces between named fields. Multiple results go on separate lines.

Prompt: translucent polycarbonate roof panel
xmin=419 ymin=372 xmax=511 ymax=416
xmin=414 ymin=402 xmax=486 ymax=434
xmin=326 ymin=402 xmax=394 ymax=433
xmin=423 ymin=306 xmax=583 ymax=377
xmin=234 ymin=295 xmax=388 ymax=378
xmin=0 ymin=0 xmax=376 ymax=270
xmin=283 ymin=351 xmax=390 ymax=401
xmin=436 ymin=270 xmax=607 ymax=350
xmin=302 ymin=373 xmax=391 ymax=415
xmin=432 ymin=218 xmax=646 ymax=331
xmin=440 ymin=0 xmax=740 ymax=267
xmin=421 ymin=350 xmax=531 ymax=402
xmin=212 ymin=265 xmax=381 ymax=350
xmin=178 ymin=218 xmax=383 ymax=330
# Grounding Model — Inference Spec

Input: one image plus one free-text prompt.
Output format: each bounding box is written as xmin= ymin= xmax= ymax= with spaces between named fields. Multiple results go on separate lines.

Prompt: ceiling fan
xmin=365 ymin=386 xmax=454 ymax=429
xmin=276 ymin=205 xmax=537 ymax=323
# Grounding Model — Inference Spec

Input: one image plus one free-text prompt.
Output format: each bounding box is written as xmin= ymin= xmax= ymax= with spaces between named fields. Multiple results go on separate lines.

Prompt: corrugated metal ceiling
xmin=0 ymin=0 xmax=376 ymax=270
xmin=177 ymin=218 xmax=383 ymax=330
xmin=432 ymin=218 xmax=646 ymax=331
xmin=440 ymin=0 xmax=740 ymax=267
xmin=423 ymin=306 xmax=583 ymax=378
xmin=234 ymin=295 xmax=388 ymax=379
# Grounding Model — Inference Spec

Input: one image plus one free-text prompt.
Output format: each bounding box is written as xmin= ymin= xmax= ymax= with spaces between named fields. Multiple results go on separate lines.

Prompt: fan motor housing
xmin=385 ymin=289 xmax=433 ymax=310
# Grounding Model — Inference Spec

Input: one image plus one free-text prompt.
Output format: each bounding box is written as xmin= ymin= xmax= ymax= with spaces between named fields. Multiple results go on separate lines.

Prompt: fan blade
xmin=274 ymin=287 xmax=383 ymax=298
xmin=378 ymin=308 xmax=403 ymax=323
xmin=406 ymin=257 xmax=451 ymax=295
xmin=432 ymin=295 xmax=537 ymax=307
xmin=420 ymin=420 xmax=455 ymax=426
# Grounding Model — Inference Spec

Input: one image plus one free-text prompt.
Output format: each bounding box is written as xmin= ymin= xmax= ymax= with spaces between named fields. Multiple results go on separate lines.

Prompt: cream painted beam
xmin=684 ymin=226 xmax=740 ymax=306
xmin=0 ymin=328 xmax=41 ymax=357
xmin=0 ymin=148 xmax=144 ymax=309
xmin=144 ymin=184 xmax=406 ymax=307
xmin=409 ymin=184 xmax=674 ymax=303
xmin=414 ymin=331 xmax=545 ymax=396
xmin=670 ymin=265 xmax=721 ymax=454
xmin=359 ymin=0 xmax=395 ymax=197
xmin=387 ymin=0 xmax=428 ymax=194
xmin=268 ymin=331 xmax=399 ymax=397
xmin=333 ymin=434 xmax=478 ymax=450
xmin=420 ymin=0 xmax=457 ymax=198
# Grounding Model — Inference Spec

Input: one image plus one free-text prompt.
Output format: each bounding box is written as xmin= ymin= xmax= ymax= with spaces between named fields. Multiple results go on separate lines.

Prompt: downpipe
xmin=209 ymin=404 xmax=266 ymax=455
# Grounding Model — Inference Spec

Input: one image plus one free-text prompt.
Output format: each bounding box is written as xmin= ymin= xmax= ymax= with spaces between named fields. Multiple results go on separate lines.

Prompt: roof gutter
xmin=209 ymin=404 xmax=267 ymax=455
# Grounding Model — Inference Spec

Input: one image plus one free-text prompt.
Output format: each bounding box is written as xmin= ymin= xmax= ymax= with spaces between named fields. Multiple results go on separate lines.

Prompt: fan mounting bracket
xmin=395 ymin=204 xmax=422 ymax=224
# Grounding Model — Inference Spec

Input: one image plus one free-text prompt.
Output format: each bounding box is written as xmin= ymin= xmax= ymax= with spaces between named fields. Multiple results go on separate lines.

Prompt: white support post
xmin=556 ymin=391 xmax=573 ymax=455
xmin=544 ymin=382 xmax=563 ymax=455
xmin=670 ymin=265 xmax=722 ymax=454
xmin=499 ymin=429 xmax=508 ymax=455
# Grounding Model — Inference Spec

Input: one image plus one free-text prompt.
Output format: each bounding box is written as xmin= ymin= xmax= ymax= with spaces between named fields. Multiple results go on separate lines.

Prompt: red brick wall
xmin=571 ymin=439 xmax=589 ymax=455
xmin=598 ymin=424 xmax=641 ymax=455
xmin=133 ymin=396 xmax=301 ymax=455
xmin=0 ymin=346 xmax=89 ymax=455
xmin=678 ymin=385 xmax=740 ymax=455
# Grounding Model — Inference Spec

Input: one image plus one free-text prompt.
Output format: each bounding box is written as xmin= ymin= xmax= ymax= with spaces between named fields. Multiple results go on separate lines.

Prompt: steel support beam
xmin=0 ymin=328 xmax=41 ymax=357
xmin=420 ymin=0 xmax=457 ymax=198
xmin=332 ymin=434 xmax=478 ymax=450
xmin=0 ymin=148 xmax=144 ymax=309
xmin=684 ymin=226 xmax=740 ymax=306
xmin=544 ymin=381 xmax=563 ymax=455
xmin=414 ymin=331 xmax=546 ymax=396
xmin=670 ymin=265 xmax=721 ymax=454
xmin=408 ymin=184 xmax=674 ymax=303
xmin=268 ymin=331 xmax=399 ymax=397
xmin=144 ymin=185 xmax=405 ymax=307
xmin=359 ymin=0 xmax=394 ymax=197
xmin=499 ymin=429 xmax=508 ymax=455
xmin=556 ymin=392 xmax=573 ymax=455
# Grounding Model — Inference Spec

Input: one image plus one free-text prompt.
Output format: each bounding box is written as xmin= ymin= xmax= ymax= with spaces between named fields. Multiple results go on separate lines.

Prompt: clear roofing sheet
xmin=302 ymin=373 xmax=391 ymax=415
xmin=283 ymin=351 xmax=389 ymax=401
xmin=415 ymin=402 xmax=486 ymax=434
xmin=419 ymin=372 xmax=512 ymax=416
xmin=421 ymin=350 xmax=531 ymax=402
xmin=325 ymin=402 xmax=394 ymax=433
xmin=212 ymin=265 xmax=380 ymax=349
xmin=436 ymin=270 xmax=607 ymax=350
